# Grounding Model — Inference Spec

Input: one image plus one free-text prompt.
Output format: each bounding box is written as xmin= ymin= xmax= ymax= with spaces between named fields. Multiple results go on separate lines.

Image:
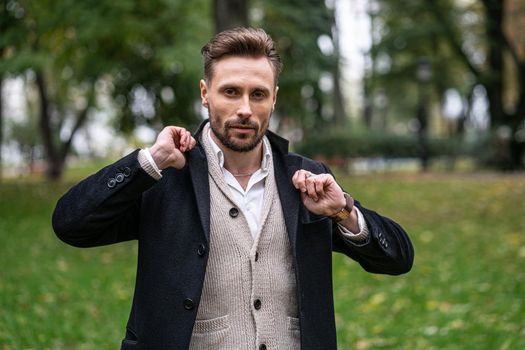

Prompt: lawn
xmin=1 ymin=171 xmax=524 ymax=349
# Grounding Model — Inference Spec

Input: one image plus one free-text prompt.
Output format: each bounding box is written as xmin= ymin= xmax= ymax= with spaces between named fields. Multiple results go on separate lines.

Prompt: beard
xmin=209 ymin=111 xmax=269 ymax=153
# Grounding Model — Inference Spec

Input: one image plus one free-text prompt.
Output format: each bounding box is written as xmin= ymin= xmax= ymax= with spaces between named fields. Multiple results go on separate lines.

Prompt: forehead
xmin=209 ymin=56 xmax=275 ymax=88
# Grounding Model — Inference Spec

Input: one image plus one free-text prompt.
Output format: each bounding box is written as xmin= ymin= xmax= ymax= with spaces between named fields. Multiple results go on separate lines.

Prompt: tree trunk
xmin=508 ymin=63 xmax=525 ymax=169
xmin=0 ymin=76 xmax=3 ymax=181
xmin=332 ymin=16 xmax=347 ymax=127
xmin=213 ymin=0 xmax=249 ymax=33
xmin=36 ymin=72 xmax=63 ymax=180
xmin=0 ymin=0 xmax=6 ymax=180
xmin=482 ymin=0 xmax=506 ymax=128
xmin=36 ymin=72 xmax=96 ymax=180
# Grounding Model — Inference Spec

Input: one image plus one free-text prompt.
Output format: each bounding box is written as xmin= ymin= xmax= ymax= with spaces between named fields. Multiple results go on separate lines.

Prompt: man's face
xmin=200 ymin=56 xmax=277 ymax=152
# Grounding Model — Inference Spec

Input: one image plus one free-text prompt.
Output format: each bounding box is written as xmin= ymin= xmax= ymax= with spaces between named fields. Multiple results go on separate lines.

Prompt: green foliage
xmin=1 ymin=0 xmax=212 ymax=133
xmin=1 ymin=172 xmax=524 ymax=348
xmin=295 ymin=128 xmax=478 ymax=159
xmin=364 ymin=0 xmax=484 ymax=132
xmin=255 ymin=0 xmax=339 ymax=131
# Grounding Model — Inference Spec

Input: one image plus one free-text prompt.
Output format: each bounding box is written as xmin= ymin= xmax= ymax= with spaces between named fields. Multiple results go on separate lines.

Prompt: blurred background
xmin=2 ymin=0 xmax=525 ymax=178
xmin=1 ymin=0 xmax=524 ymax=349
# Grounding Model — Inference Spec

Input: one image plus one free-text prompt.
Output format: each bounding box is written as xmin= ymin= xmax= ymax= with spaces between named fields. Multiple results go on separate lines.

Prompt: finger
xmin=292 ymin=171 xmax=300 ymax=189
xmin=292 ymin=170 xmax=307 ymax=191
xmin=300 ymin=170 xmax=312 ymax=192
xmin=181 ymin=130 xmax=191 ymax=152
xmin=169 ymin=127 xmax=182 ymax=148
xmin=179 ymin=128 xmax=189 ymax=151
xmin=188 ymin=135 xmax=197 ymax=150
xmin=314 ymin=177 xmax=326 ymax=198
xmin=305 ymin=177 xmax=318 ymax=201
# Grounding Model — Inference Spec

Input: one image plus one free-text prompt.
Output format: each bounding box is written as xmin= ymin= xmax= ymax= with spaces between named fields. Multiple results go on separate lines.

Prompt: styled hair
xmin=201 ymin=27 xmax=282 ymax=85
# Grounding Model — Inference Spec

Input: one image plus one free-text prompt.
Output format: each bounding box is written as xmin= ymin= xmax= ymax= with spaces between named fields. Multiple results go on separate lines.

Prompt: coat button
xmin=107 ymin=178 xmax=117 ymax=188
xmin=123 ymin=167 xmax=131 ymax=177
xmin=183 ymin=298 xmax=194 ymax=310
xmin=115 ymin=173 xmax=125 ymax=183
xmin=229 ymin=207 xmax=239 ymax=218
xmin=197 ymin=244 xmax=206 ymax=257
xmin=259 ymin=344 xmax=267 ymax=350
xmin=254 ymin=299 xmax=261 ymax=310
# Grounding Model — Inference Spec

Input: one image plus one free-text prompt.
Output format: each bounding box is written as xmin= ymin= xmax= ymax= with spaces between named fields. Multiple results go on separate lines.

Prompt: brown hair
xmin=201 ymin=27 xmax=282 ymax=85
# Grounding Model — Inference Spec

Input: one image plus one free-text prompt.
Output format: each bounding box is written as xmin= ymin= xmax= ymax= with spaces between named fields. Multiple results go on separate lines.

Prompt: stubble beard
xmin=209 ymin=111 xmax=269 ymax=153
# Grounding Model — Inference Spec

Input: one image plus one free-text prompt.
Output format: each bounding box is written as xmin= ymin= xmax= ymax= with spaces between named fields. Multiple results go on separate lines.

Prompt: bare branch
xmin=60 ymin=83 xmax=96 ymax=161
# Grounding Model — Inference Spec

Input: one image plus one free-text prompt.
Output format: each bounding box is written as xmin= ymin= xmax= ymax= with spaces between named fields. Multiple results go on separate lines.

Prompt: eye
xmin=224 ymin=88 xmax=237 ymax=97
xmin=252 ymin=90 xmax=266 ymax=99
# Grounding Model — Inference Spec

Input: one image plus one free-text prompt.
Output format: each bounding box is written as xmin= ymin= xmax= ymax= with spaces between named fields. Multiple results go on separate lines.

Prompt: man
xmin=53 ymin=27 xmax=413 ymax=350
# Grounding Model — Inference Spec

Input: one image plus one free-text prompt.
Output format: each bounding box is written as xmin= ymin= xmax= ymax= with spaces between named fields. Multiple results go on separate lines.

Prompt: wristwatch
xmin=330 ymin=193 xmax=354 ymax=223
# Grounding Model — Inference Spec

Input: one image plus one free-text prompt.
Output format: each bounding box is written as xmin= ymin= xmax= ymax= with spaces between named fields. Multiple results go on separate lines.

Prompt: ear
xmin=272 ymin=85 xmax=279 ymax=111
xmin=200 ymin=79 xmax=209 ymax=108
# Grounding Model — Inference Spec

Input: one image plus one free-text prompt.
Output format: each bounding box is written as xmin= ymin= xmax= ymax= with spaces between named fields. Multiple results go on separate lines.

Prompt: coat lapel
xmin=269 ymin=132 xmax=302 ymax=254
xmin=187 ymin=124 xmax=211 ymax=243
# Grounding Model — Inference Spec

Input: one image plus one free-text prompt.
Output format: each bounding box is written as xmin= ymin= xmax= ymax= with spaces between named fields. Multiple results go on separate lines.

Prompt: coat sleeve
xmin=313 ymin=162 xmax=414 ymax=276
xmin=331 ymin=202 xmax=414 ymax=276
xmin=52 ymin=150 xmax=157 ymax=248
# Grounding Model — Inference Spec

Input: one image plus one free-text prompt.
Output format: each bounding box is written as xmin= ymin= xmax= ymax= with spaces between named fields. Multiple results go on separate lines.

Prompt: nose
xmin=236 ymin=95 xmax=252 ymax=119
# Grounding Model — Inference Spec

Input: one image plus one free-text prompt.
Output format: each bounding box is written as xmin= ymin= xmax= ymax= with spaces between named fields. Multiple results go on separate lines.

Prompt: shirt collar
xmin=207 ymin=129 xmax=271 ymax=172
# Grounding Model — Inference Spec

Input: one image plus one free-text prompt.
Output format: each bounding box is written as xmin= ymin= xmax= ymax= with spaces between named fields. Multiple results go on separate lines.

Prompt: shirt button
xmin=259 ymin=344 xmax=267 ymax=350
xmin=107 ymin=178 xmax=117 ymax=188
xmin=229 ymin=207 xmax=239 ymax=218
xmin=197 ymin=244 xmax=206 ymax=257
xmin=183 ymin=298 xmax=194 ymax=310
xmin=254 ymin=299 xmax=262 ymax=310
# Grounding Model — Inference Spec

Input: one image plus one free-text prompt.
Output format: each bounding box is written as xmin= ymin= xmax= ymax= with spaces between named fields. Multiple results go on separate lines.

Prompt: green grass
xmin=1 ymin=172 xmax=524 ymax=349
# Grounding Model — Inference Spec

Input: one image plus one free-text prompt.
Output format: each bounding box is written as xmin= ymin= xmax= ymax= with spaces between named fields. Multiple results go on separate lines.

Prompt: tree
xmin=213 ymin=0 xmax=248 ymax=32
xmin=428 ymin=0 xmax=525 ymax=169
xmin=368 ymin=0 xmax=525 ymax=169
xmin=255 ymin=0 xmax=341 ymax=136
xmin=0 ymin=0 xmax=18 ymax=180
xmin=0 ymin=0 xmax=211 ymax=180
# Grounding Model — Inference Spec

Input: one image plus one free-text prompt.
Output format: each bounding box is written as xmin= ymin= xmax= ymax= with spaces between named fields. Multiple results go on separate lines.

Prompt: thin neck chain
xmin=231 ymin=171 xmax=256 ymax=177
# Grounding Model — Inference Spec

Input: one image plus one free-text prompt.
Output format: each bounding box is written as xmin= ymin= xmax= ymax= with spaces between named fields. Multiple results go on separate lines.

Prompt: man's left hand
xmin=292 ymin=170 xmax=347 ymax=217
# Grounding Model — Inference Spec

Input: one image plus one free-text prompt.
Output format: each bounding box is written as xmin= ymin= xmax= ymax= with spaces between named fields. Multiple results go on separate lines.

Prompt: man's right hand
xmin=149 ymin=126 xmax=197 ymax=170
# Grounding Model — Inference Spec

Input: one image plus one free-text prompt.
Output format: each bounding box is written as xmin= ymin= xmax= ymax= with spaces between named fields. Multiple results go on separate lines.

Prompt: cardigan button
xmin=229 ymin=207 xmax=239 ymax=218
xmin=254 ymin=299 xmax=262 ymax=310
xmin=197 ymin=244 xmax=206 ymax=257
xmin=259 ymin=344 xmax=267 ymax=350
xmin=183 ymin=298 xmax=194 ymax=310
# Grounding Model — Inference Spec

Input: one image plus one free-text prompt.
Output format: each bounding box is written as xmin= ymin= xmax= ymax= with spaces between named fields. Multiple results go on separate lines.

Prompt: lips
xmin=226 ymin=121 xmax=257 ymax=132
xmin=229 ymin=125 xmax=255 ymax=130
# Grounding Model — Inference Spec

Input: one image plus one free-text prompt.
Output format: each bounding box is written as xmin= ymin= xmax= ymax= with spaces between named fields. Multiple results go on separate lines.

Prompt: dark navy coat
xmin=52 ymin=121 xmax=414 ymax=349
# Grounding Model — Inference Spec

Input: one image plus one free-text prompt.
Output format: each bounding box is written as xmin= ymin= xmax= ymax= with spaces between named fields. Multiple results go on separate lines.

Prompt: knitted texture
xmin=189 ymin=124 xmax=300 ymax=349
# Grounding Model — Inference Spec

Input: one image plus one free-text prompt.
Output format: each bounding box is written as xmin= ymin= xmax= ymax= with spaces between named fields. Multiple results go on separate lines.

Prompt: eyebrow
xmin=217 ymin=83 xmax=271 ymax=94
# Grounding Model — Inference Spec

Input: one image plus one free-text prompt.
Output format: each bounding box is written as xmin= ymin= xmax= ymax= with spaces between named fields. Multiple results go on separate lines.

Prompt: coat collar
xmin=190 ymin=119 xmax=301 ymax=251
